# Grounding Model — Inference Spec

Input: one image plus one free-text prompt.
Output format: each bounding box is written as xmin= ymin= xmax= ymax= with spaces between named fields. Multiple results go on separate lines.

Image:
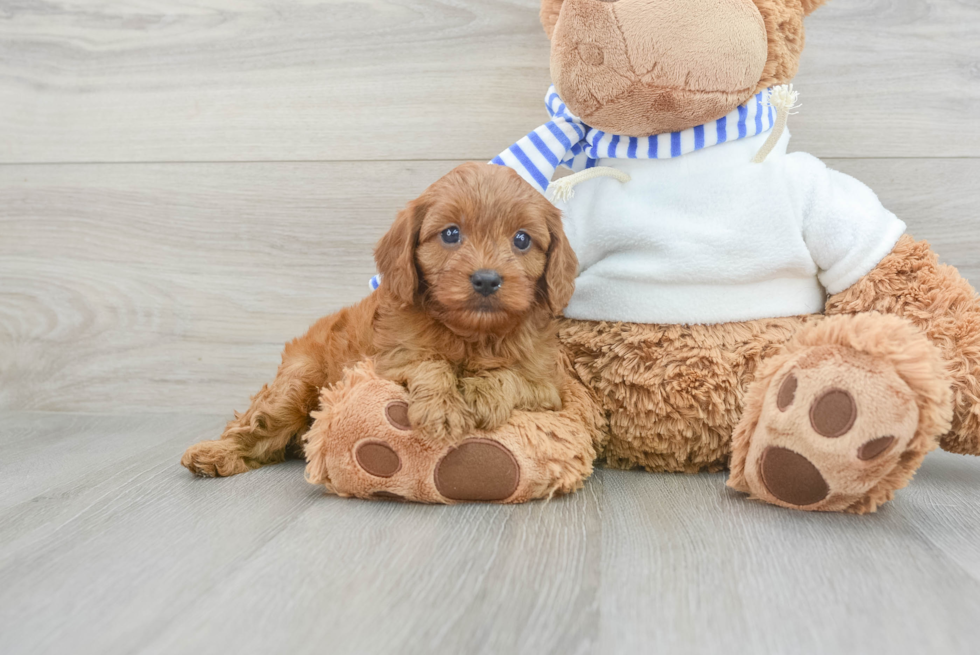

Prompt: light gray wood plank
xmin=0 ymin=412 xmax=602 ymax=655
xmin=3 ymin=158 xmax=978 ymax=414
xmin=792 ymin=0 xmax=980 ymax=158
xmin=0 ymin=411 xmax=222 ymax=512
xmin=595 ymin=458 xmax=980 ymax=655
xmin=139 ymin=477 xmax=602 ymax=655
xmin=0 ymin=0 xmax=551 ymax=164
xmin=901 ymin=450 xmax=980 ymax=584
xmin=2 ymin=413 xmax=980 ymax=655
xmin=0 ymin=159 xmax=463 ymax=414
xmin=0 ymin=0 xmax=977 ymax=164
xmin=0 ymin=413 xmax=322 ymax=655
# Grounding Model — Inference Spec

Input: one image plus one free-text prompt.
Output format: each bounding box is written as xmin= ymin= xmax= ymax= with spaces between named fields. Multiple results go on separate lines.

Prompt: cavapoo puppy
xmin=182 ymin=162 xmax=578 ymax=477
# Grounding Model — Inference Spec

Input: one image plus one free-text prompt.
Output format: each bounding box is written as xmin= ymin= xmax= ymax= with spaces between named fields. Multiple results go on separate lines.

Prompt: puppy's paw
xmin=181 ymin=440 xmax=251 ymax=477
xmin=407 ymin=391 xmax=474 ymax=444
xmin=460 ymin=376 xmax=513 ymax=431
xmin=537 ymin=382 xmax=563 ymax=413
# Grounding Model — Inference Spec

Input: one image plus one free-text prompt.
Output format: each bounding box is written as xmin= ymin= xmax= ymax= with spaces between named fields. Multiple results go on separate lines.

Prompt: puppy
xmin=181 ymin=162 xmax=578 ymax=477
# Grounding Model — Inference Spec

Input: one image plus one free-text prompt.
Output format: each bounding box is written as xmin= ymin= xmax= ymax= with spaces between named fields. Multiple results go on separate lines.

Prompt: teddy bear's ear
xmin=800 ymin=0 xmax=829 ymax=15
xmin=540 ymin=0 xmax=564 ymax=39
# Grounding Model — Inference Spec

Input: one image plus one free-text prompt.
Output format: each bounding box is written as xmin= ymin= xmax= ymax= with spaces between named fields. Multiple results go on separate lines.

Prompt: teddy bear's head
xmin=540 ymin=0 xmax=826 ymax=136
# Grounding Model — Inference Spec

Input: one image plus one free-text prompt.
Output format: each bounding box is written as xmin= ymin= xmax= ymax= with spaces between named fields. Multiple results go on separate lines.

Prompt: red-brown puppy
xmin=182 ymin=162 xmax=578 ymax=477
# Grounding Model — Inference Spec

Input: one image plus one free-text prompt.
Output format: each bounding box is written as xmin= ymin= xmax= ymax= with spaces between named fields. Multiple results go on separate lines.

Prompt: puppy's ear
xmin=542 ymin=205 xmax=578 ymax=314
xmin=374 ymin=198 xmax=427 ymax=305
xmin=540 ymin=0 xmax=564 ymax=39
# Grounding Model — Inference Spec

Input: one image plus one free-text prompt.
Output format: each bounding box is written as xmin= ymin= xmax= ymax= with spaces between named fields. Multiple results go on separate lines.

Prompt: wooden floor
xmin=1 ymin=1 xmax=979 ymax=653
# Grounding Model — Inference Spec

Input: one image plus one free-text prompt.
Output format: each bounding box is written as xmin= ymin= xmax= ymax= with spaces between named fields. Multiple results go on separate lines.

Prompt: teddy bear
xmin=302 ymin=0 xmax=980 ymax=513
xmin=497 ymin=0 xmax=980 ymax=513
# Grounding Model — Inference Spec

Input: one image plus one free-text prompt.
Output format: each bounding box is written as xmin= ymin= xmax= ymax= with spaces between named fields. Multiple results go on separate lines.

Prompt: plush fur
xmin=181 ymin=162 xmax=579 ymax=477
xmin=559 ymin=315 xmax=811 ymax=473
xmin=541 ymin=0 xmax=810 ymax=135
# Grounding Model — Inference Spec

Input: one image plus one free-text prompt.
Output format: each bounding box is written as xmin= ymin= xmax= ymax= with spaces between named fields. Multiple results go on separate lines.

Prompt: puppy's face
xmin=375 ymin=163 xmax=577 ymax=337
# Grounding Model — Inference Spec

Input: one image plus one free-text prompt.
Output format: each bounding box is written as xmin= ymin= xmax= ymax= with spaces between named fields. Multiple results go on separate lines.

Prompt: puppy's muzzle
xmin=471 ymin=269 xmax=502 ymax=297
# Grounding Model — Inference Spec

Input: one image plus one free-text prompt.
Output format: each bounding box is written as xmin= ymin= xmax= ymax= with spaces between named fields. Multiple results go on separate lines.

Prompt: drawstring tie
xmin=752 ymin=85 xmax=801 ymax=164
xmin=547 ymin=167 xmax=632 ymax=201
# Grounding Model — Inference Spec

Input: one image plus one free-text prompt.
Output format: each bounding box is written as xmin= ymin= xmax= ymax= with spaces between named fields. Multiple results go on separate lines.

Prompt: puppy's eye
xmin=513 ymin=230 xmax=531 ymax=251
xmin=440 ymin=225 xmax=460 ymax=245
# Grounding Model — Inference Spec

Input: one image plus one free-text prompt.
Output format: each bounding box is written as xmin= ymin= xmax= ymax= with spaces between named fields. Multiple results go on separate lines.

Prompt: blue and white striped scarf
xmin=492 ymin=85 xmax=777 ymax=194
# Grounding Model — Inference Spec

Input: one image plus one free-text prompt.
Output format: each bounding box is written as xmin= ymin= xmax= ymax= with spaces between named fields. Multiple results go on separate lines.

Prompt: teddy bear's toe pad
xmin=759 ymin=446 xmax=829 ymax=506
xmin=434 ymin=439 xmax=520 ymax=501
xmin=354 ymin=440 xmax=402 ymax=478
xmin=809 ymin=388 xmax=857 ymax=438
xmin=857 ymin=436 xmax=896 ymax=461
xmin=384 ymin=400 xmax=411 ymax=431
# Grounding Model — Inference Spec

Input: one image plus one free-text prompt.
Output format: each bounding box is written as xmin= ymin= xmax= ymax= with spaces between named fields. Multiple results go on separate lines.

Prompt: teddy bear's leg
xmin=303 ymin=359 xmax=605 ymax=503
xmin=728 ymin=313 xmax=953 ymax=513
xmin=826 ymin=235 xmax=980 ymax=456
xmin=558 ymin=316 xmax=812 ymax=473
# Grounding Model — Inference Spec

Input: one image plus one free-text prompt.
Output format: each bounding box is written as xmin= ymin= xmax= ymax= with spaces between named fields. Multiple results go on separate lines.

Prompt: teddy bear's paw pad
xmin=857 ymin=436 xmax=896 ymax=461
xmin=743 ymin=350 xmax=920 ymax=512
xmin=809 ymin=388 xmax=857 ymax=438
xmin=384 ymin=400 xmax=412 ymax=431
xmin=354 ymin=440 xmax=402 ymax=478
xmin=759 ymin=446 xmax=829 ymax=506
xmin=370 ymin=490 xmax=407 ymax=501
xmin=433 ymin=439 xmax=520 ymax=501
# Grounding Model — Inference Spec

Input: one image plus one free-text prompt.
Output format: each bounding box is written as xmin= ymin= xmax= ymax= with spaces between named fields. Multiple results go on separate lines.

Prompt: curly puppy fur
xmin=727 ymin=312 xmax=953 ymax=514
xmin=181 ymin=163 xmax=579 ymax=477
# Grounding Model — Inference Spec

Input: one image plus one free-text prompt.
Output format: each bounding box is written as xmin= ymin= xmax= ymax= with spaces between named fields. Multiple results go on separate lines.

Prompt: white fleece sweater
xmin=551 ymin=130 xmax=906 ymax=325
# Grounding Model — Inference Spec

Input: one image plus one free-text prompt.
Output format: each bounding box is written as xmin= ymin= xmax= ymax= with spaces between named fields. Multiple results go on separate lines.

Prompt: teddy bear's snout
xmin=552 ymin=0 xmax=770 ymax=136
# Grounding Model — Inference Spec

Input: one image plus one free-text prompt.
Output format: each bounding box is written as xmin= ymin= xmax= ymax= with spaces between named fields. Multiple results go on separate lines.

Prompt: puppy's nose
xmin=470 ymin=269 xmax=502 ymax=296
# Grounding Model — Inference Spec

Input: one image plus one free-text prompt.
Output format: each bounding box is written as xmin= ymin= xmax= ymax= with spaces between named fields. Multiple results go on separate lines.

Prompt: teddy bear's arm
xmin=791 ymin=153 xmax=907 ymax=296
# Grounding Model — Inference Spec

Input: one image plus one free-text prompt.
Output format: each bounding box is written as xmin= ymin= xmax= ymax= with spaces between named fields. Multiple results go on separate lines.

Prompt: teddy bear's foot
xmin=827 ymin=235 xmax=980 ymax=457
xmin=303 ymin=360 xmax=604 ymax=504
xmin=728 ymin=313 xmax=953 ymax=514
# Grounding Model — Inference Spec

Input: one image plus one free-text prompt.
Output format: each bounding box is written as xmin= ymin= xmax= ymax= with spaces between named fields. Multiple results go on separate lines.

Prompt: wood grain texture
xmin=596 ymin=464 xmax=980 ymax=654
xmin=0 ymin=412 xmax=602 ymax=655
xmin=0 ymin=0 xmax=977 ymax=163
xmin=2 ymin=157 xmax=978 ymax=414
xmin=0 ymin=412 xmax=978 ymax=655
xmin=2 ymin=1 xmax=980 ymax=653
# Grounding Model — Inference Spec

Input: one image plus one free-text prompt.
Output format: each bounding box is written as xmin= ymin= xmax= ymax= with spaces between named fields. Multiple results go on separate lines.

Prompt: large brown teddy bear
xmin=192 ymin=0 xmax=980 ymax=514
xmin=519 ymin=0 xmax=980 ymax=513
